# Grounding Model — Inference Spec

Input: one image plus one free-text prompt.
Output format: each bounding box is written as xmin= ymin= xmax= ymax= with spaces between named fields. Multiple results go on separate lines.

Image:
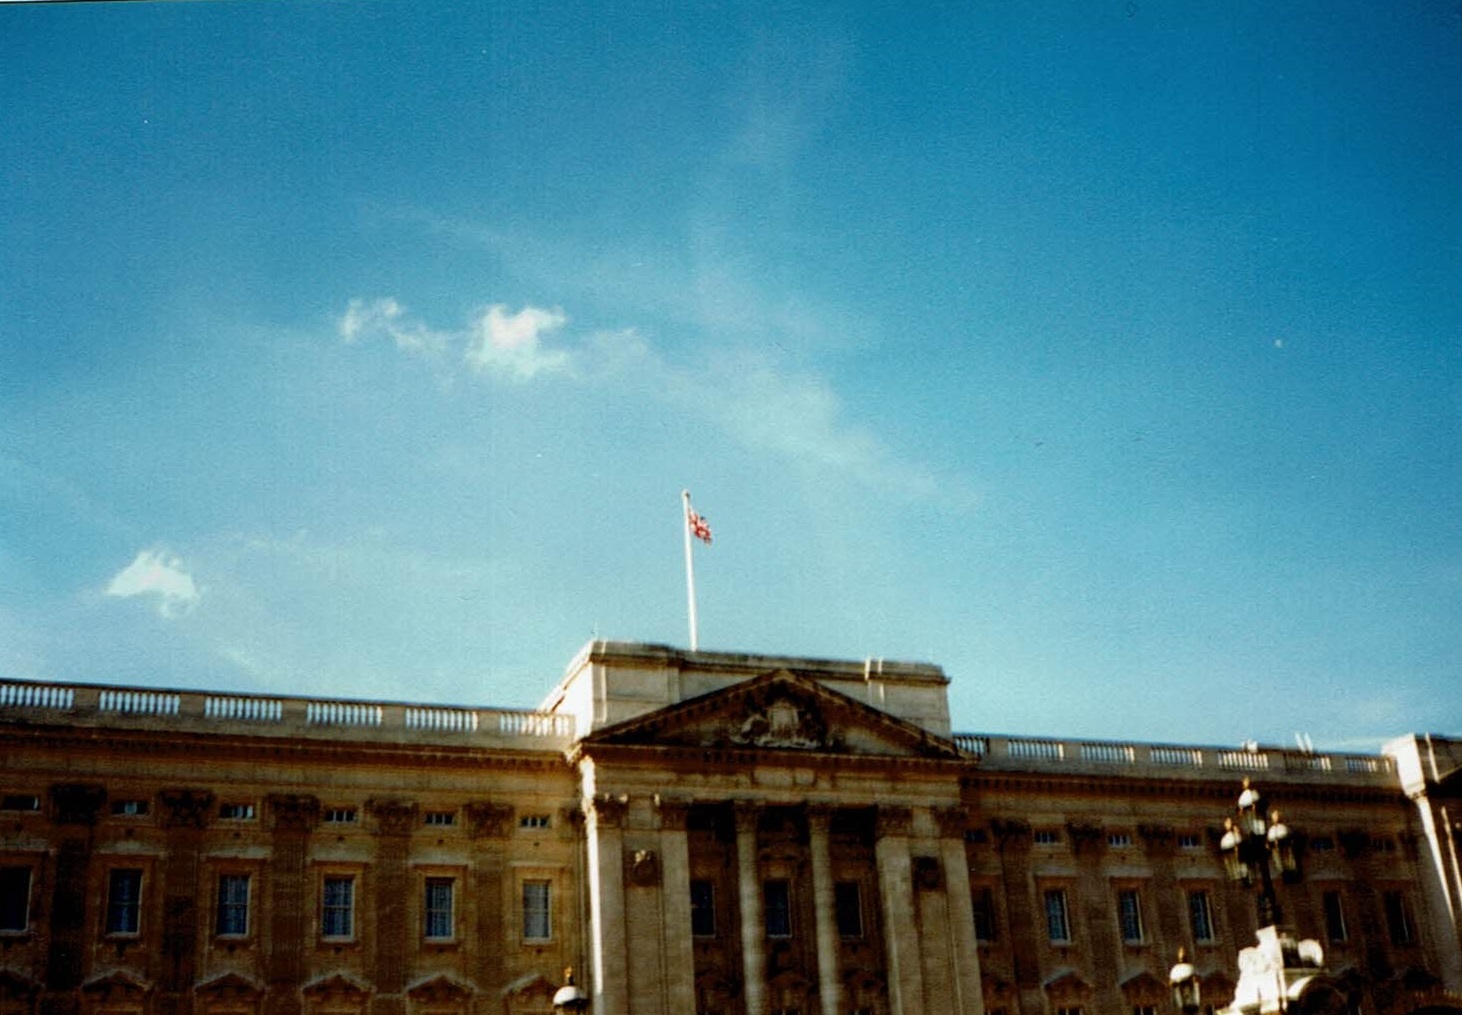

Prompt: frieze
xmin=159 ymin=788 xmax=215 ymax=829
xmin=465 ymin=801 xmax=514 ymax=839
xmin=367 ymin=799 xmax=418 ymax=836
xmin=267 ymin=794 xmax=319 ymax=833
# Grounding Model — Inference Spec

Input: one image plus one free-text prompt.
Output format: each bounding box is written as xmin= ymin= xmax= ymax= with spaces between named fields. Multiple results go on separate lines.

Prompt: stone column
xmin=935 ymin=807 xmax=985 ymax=1015
xmin=1409 ymin=796 xmax=1462 ymax=991
xmin=807 ymin=805 xmax=842 ymax=1015
xmin=368 ymin=799 xmax=418 ymax=1015
xmin=1068 ymin=822 xmax=1120 ymax=1015
xmin=42 ymin=784 xmax=106 ymax=1015
xmin=735 ymin=801 xmax=767 ymax=1015
xmin=158 ymin=789 xmax=216 ymax=1015
xmin=1139 ymin=824 xmax=1182 ymax=956
xmin=266 ymin=794 xmax=319 ymax=1015
xmin=876 ymin=805 xmax=925 ymax=1015
xmin=466 ymin=802 xmax=514 ymax=1000
xmin=992 ymin=818 xmax=1036 ymax=1015
xmin=656 ymin=796 xmax=697 ymax=1014
xmin=587 ymin=794 xmax=630 ymax=1015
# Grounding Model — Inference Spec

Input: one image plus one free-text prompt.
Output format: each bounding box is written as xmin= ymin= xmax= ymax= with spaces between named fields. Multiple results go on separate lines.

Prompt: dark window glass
xmin=322 ymin=876 xmax=354 ymax=938
xmin=1322 ymin=891 xmax=1347 ymax=942
xmin=1045 ymin=889 xmax=1070 ymax=942
xmin=424 ymin=878 xmax=454 ymax=939
xmin=1384 ymin=891 xmax=1414 ymax=945
xmin=834 ymin=881 xmax=863 ymax=938
xmin=106 ymin=869 xmax=143 ymax=935
xmin=1118 ymin=889 xmax=1143 ymax=943
xmin=0 ymin=867 xmax=32 ymax=932
xmin=972 ymin=885 xmax=997 ymax=942
xmin=1188 ymin=890 xmax=1215 ymax=942
xmin=764 ymin=880 xmax=792 ymax=938
xmin=216 ymin=874 xmax=250 ymax=936
xmin=690 ymin=880 xmax=716 ymax=937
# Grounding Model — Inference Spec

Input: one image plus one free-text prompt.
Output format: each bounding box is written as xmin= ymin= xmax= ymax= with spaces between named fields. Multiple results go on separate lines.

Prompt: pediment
xmin=0 ymin=968 xmax=41 ymax=998
xmin=583 ymin=669 xmax=961 ymax=759
xmin=82 ymin=969 xmax=152 ymax=998
xmin=1120 ymin=970 xmax=1166 ymax=998
xmin=196 ymin=972 xmax=264 ymax=999
xmin=1043 ymin=969 xmax=1092 ymax=996
xmin=407 ymin=973 xmax=475 ymax=1001
xmin=501 ymin=972 xmax=555 ymax=1002
xmin=302 ymin=973 xmax=372 ymax=1000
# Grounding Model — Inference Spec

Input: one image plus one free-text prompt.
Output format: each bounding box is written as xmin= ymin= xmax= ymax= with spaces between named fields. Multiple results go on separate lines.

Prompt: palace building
xmin=1 ymin=640 xmax=1459 ymax=1015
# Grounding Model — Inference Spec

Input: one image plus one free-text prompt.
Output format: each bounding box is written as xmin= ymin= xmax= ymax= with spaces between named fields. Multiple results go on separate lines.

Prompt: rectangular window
xmin=1045 ymin=889 xmax=1070 ymax=943
xmin=0 ymin=867 xmax=32 ymax=932
xmin=1135 ymin=1006 xmax=1158 ymax=1015
xmin=834 ymin=881 xmax=863 ymax=939
xmin=1057 ymin=1007 xmax=1083 ymax=1015
xmin=0 ymin=795 xmax=39 ymax=812
xmin=764 ymin=880 xmax=792 ymax=938
xmin=106 ymin=869 xmax=143 ymax=936
xmin=690 ymin=880 xmax=716 ymax=937
xmin=1034 ymin=829 xmax=1061 ymax=845
xmin=323 ymin=808 xmax=357 ymax=824
xmin=111 ymin=799 xmax=149 ymax=817
xmin=219 ymin=802 xmax=255 ymax=821
xmin=216 ymin=874 xmax=250 ymax=937
xmin=1118 ymin=889 xmax=1144 ymax=943
xmin=1108 ymin=832 xmax=1133 ymax=848
xmin=1177 ymin=833 xmax=1203 ymax=849
xmin=523 ymin=880 xmax=551 ymax=941
xmin=1188 ymin=890 xmax=1215 ymax=943
xmin=1310 ymin=836 xmax=1336 ymax=853
xmin=424 ymin=878 xmax=454 ymax=940
xmin=424 ymin=811 xmax=456 ymax=827
xmin=972 ymin=885 xmax=997 ymax=942
xmin=519 ymin=814 xmax=551 ymax=829
xmin=1384 ymin=891 xmax=1415 ymax=946
xmin=1322 ymin=891 xmax=1348 ymax=942
xmin=321 ymin=876 xmax=355 ymax=939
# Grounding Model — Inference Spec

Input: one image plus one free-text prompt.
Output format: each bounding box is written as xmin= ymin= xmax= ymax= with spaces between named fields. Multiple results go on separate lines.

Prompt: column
xmin=876 ymin=805 xmax=925 ymax=1015
xmin=656 ymin=796 xmax=697 ymax=1014
xmin=587 ymin=794 xmax=630 ymax=1015
xmin=266 ymin=794 xmax=319 ymax=1015
xmin=935 ymin=807 xmax=985 ymax=1015
xmin=1068 ymin=823 xmax=1120 ymax=1015
xmin=466 ymin=802 xmax=514 ymax=997
xmin=158 ymin=789 xmax=216 ymax=1015
xmin=1412 ymin=796 xmax=1462 ymax=991
xmin=992 ymin=818 xmax=1036 ymax=1015
xmin=368 ymin=799 xmax=417 ymax=1015
xmin=42 ymin=784 xmax=106 ymax=1015
xmin=807 ymin=806 xmax=842 ymax=1015
xmin=735 ymin=801 xmax=767 ymax=1015
xmin=1138 ymin=824 xmax=1183 ymax=958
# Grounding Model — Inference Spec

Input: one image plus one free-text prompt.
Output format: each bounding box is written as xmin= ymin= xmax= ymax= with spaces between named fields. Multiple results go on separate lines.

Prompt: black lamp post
xmin=1170 ymin=947 xmax=1201 ymax=1015
xmin=553 ymin=967 xmax=590 ymax=1014
xmin=1219 ymin=778 xmax=1297 ymax=929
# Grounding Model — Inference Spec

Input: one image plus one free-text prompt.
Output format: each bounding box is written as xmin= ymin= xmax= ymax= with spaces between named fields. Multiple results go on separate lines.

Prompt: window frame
xmin=763 ymin=879 xmax=793 ymax=939
xmin=522 ymin=878 xmax=552 ymax=942
xmin=690 ymin=879 xmax=717 ymax=938
xmin=1187 ymin=889 xmax=1216 ymax=944
xmin=971 ymin=883 xmax=998 ymax=943
xmin=1117 ymin=887 xmax=1145 ymax=944
xmin=423 ymin=876 xmax=456 ymax=941
xmin=0 ymin=865 xmax=34 ymax=934
xmin=1383 ymin=889 xmax=1416 ymax=946
xmin=1322 ymin=889 xmax=1348 ymax=943
xmin=1044 ymin=888 xmax=1071 ymax=944
xmin=105 ymin=868 xmax=144 ymax=937
xmin=833 ymin=880 xmax=864 ymax=940
xmin=215 ymin=872 xmax=252 ymax=938
xmin=320 ymin=874 xmax=356 ymax=941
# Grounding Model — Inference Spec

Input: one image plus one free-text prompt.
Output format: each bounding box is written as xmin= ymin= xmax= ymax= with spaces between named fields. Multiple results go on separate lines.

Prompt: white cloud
xmin=105 ymin=549 xmax=200 ymax=618
xmin=338 ymin=297 xmax=447 ymax=355
xmin=465 ymin=304 xmax=570 ymax=380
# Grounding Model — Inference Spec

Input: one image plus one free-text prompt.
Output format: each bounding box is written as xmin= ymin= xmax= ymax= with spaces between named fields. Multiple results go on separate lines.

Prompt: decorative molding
xmin=50 ymin=783 xmax=106 ymax=826
xmin=367 ymin=798 xmax=418 ymax=836
xmin=876 ymin=805 xmax=912 ymax=839
xmin=588 ymin=793 xmax=629 ymax=829
xmin=932 ymin=805 xmax=966 ymax=839
xmin=733 ymin=800 xmax=761 ymax=834
xmin=159 ymin=788 xmax=215 ymax=829
xmin=267 ymin=794 xmax=319 ymax=833
xmin=466 ymin=801 xmax=514 ymax=839
xmin=1066 ymin=821 xmax=1105 ymax=855
xmin=730 ymin=687 xmax=834 ymax=751
xmin=991 ymin=818 xmax=1032 ymax=849
xmin=653 ymin=794 xmax=691 ymax=831
xmin=626 ymin=848 xmax=661 ymax=886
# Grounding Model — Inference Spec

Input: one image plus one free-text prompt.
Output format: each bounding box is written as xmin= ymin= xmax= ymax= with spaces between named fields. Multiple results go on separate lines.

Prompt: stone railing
xmin=953 ymin=732 xmax=1395 ymax=785
xmin=0 ymin=678 xmax=576 ymax=748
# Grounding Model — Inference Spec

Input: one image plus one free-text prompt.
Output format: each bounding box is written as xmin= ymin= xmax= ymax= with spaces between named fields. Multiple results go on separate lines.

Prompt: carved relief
xmin=626 ymin=848 xmax=661 ymax=886
xmin=653 ymin=794 xmax=691 ymax=831
xmin=50 ymin=784 xmax=106 ymax=826
xmin=466 ymin=801 xmax=514 ymax=839
xmin=267 ymin=794 xmax=319 ymax=833
xmin=159 ymin=788 xmax=215 ymax=829
xmin=588 ymin=793 xmax=629 ymax=828
xmin=731 ymin=689 xmax=833 ymax=750
xmin=932 ymin=805 xmax=967 ymax=839
xmin=1066 ymin=822 xmax=1105 ymax=855
xmin=367 ymin=799 xmax=418 ymax=836
xmin=991 ymin=817 xmax=1031 ymax=849
xmin=876 ymin=805 xmax=912 ymax=838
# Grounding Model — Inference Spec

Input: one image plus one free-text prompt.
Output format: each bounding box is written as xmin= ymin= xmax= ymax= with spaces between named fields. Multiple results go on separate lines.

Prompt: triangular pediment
xmin=82 ymin=969 xmax=152 ymax=998
xmin=582 ymin=669 xmax=961 ymax=759
xmin=407 ymin=973 xmax=475 ymax=1001
xmin=302 ymin=973 xmax=371 ymax=1000
xmin=196 ymin=972 xmax=264 ymax=999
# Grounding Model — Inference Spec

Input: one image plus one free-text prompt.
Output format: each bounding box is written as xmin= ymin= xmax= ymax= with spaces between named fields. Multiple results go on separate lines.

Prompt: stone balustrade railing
xmin=0 ymin=678 xmax=575 ymax=747
xmin=952 ymin=732 xmax=1395 ymax=784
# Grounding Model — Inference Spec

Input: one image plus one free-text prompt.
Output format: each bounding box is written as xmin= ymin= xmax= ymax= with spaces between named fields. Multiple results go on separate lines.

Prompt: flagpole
xmin=681 ymin=489 xmax=699 ymax=651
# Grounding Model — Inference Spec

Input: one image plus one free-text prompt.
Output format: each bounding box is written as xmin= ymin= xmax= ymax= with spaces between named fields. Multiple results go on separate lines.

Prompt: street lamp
xmin=1170 ymin=948 xmax=1201 ymax=1015
xmin=1219 ymin=779 xmax=1297 ymax=928
xmin=553 ymin=967 xmax=590 ymax=1014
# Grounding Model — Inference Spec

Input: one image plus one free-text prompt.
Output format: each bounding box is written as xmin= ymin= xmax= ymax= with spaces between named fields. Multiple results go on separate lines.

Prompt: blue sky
xmin=3 ymin=0 xmax=1459 ymax=750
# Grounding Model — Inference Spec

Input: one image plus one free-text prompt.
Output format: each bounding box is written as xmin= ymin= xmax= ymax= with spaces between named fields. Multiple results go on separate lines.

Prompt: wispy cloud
xmin=464 ymin=304 xmax=570 ymax=380
xmin=339 ymin=297 xmax=448 ymax=355
xmin=105 ymin=549 xmax=200 ymax=618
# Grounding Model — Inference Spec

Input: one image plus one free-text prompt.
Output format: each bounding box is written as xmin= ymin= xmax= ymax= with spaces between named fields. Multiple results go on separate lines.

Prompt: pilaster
xmin=807 ymin=805 xmax=842 ymax=1015
xmin=587 ymin=793 xmax=630 ymax=1015
xmin=735 ymin=801 xmax=767 ymax=1015
xmin=876 ymin=805 xmax=925 ymax=1015
xmin=266 ymin=794 xmax=319 ymax=1015
xmin=935 ymin=806 xmax=984 ymax=1015
xmin=466 ymin=801 xmax=514 ymax=1003
xmin=368 ymin=799 xmax=418 ymax=1015
xmin=656 ymin=796 xmax=697 ymax=1015
xmin=42 ymin=784 xmax=106 ymax=1015
xmin=158 ymin=788 xmax=215 ymax=1015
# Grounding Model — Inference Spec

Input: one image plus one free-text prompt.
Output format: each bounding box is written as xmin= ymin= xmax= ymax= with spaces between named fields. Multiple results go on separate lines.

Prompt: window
xmin=834 ymin=881 xmax=863 ymax=939
xmin=219 ymin=802 xmax=255 ymax=821
xmin=1322 ymin=890 xmax=1347 ymax=942
xmin=323 ymin=807 xmax=357 ymax=824
xmin=0 ymin=867 xmax=32 ymax=932
xmin=972 ymin=885 xmax=997 ymax=942
xmin=523 ymin=880 xmax=551 ymax=941
xmin=690 ymin=880 xmax=716 ymax=937
xmin=424 ymin=878 xmax=454 ymax=940
xmin=1134 ymin=1006 xmax=1158 ymax=1015
xmin=1108 ymin=832 xmax=1133 ymax=848
xmin=1188 ymin=890 xmax=1215 ymax=943
xmin=216 ymin=874 xmax=250 ymax=937
xmin=321 ymin=876 xmax=355 ymax=939
xmin=1371 ymin=836 xmax=1397 ymax=854
xmin=111 ymin=799 xmax=149 ymax=817
xmin=1177 ymin=833 xmax=1203 ymax=849
xmin=519 ymin=814 xmax=551 ymax=829
xmin=1044 ymin=889 xmax=1070 ymax=943
xmin=1056 ymin=1007 xmax=1083 ymax=1015
xmin=1310 ymin=836 xmax=1335 ymax=853
xmin=1118 ymin=889 xmax=1144 ymax=943
xmin=424 ymin=811 xmax=456 ymax=827
xmin=1034 ymin=829 xmax=1061 ymax=845
xmin=106 ymin=869 xmax=143 ymax=935
xmin=764 ymin=880 xmax=792 ymax=938
xmin=0 ymin=795 xmax=39 ymax=812
xmin=1383 ymin=890 xmax=1415 ymax=946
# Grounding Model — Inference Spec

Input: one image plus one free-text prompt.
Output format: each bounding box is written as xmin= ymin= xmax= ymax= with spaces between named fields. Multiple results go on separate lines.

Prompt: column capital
xmin=733 ymin=799 xmax=761 ymax=833
xmin=159 ymin=788 xmax=215 ymax=829
xmin=368 ymin=798 xmax=418 ymax=836
xmin=50 ymin=784 xmax=106 ymax=827
xmin=991 ymin=817 xmax=1031 ymax=851
xmin=932 ymin=805 xmax=967 ymax=839
xmin=626 ymin=848 xmax=661 ymax=886
xmin=653 ymin=794 xmax=692 ymax=830
xmin=1066 ymin=821 xmax=1105 ymax=856
xmin=876 ymin=804 xmax=913 ymax=839
xmin=1138 ymin=823 xmax=1176 ymax=856
xmin=588 ymin=793 xmax=630 ymax=829
xmin=806 ymin=803 xmax=835 ymax=833
xmin=466 ymin=801 xmax=515 ymax=839
xmin=267 ymin=794 xmax=320 ymax=833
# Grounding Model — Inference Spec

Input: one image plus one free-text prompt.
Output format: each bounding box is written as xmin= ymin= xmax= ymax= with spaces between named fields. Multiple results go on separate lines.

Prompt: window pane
xmin=834 ymin=882 xmax=863 ymax=939
xmin=216 ymin=874 xmax=250 ymax=936
xmin=322 ymin=877 xmax=354 ymax=938
xmin=1044 ymin=889 xmax=1069 ymax=942
xmin=106 ymin=869 xmax=143 ymax=935
xmin=690 ymin=880 xmax=716 ymax=937
xmin=1188 ymin=891 xmax=1214 ymax=943
xmin=1118 ymin=889 xmax=1143 ymax=943
xmin=0 ymin=867 xmax=31 ymax=932
xmin=425 ymin=878 xmax=454 ymax=939
xmin=523 ymin=880 xmax=551 ymax=941
xmin=764 ymin=880 xmax=792 ymax=938
xmin=1384 ymin=891 xmax=1414 ymax=945
xmin=1322 ymin=891 xmax=1347 ymax=942
xmin=972 ymin=886 xmax=996 ymax=942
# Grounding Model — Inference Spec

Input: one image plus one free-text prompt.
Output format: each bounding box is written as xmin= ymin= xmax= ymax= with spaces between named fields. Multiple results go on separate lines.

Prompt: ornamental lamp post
xmin=1221 ymin=778 xmax=1298 ymax=929
xmin=1170 ymin=948 xmax=1202 ymax=1015
xmin=553 ymin=968 xmax=590 ymax=1014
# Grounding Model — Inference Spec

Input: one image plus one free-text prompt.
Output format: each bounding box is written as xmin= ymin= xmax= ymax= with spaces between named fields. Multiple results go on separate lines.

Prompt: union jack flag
xmin=687 ymin=509 xmax=713 ymax=545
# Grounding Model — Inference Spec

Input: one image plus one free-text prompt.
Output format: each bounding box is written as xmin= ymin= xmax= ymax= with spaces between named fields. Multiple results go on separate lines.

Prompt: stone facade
xmin=0 ymin=641 xmax=1458 ymax=1015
